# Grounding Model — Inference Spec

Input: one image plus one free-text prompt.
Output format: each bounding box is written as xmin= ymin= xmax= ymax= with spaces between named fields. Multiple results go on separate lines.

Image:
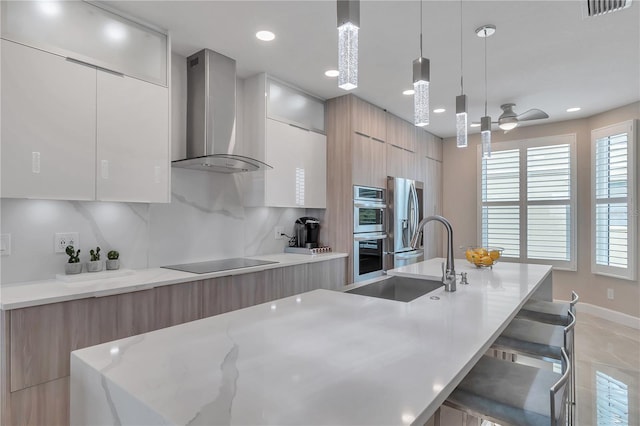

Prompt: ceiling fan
xmin=495 ymin=103 xmax=549 ymax=131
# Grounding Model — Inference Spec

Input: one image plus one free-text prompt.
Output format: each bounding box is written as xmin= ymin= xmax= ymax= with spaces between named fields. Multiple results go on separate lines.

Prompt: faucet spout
xmin=411 ymin=215 xmax=456 ymax=292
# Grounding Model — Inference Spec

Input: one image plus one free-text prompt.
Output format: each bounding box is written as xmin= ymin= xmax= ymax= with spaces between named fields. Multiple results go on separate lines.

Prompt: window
xmin=479 ymin=135 xmax=576 ymax=270
xmin=591 ymin=120 xmax=637 ymax=281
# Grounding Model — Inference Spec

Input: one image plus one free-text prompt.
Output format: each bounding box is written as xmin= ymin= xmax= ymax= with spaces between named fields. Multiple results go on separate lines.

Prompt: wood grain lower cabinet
xmin=1 ymin=258 xmax=347 ymax=425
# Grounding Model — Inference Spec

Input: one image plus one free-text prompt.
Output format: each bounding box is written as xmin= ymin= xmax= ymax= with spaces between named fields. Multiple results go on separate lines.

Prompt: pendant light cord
xmin=460 ymin=0 xmax=463 ymax=95
xmin=419 ymin=0 xmax=423 ymax=57
xmin=484 ymin=31 xmax=488 ymax=116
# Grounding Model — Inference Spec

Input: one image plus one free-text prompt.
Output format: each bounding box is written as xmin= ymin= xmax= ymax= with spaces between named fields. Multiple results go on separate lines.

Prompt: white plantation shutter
xmin=592 ymin=121 xmax=636 ymax=281
xmin=479 ymin=135 xmax=576 ymax=269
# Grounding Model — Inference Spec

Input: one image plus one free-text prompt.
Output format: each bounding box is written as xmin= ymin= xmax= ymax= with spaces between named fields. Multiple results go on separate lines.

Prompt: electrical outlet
xmin=55 ymin=232 xmax=79 ymax=253
xmin=607 ymin=288 xmax=614 ymax=300
xmin=275 ymin=226 xmax=285 ymax=240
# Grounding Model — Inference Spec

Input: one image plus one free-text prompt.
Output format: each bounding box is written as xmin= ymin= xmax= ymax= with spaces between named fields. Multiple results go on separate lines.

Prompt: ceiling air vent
xmin=586 ymin=0 xmax=632 ymax=16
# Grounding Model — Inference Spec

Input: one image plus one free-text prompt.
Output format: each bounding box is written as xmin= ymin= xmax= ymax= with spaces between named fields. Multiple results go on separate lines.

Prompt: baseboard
xmin=576 ymin=302 xmax=640 ymax=330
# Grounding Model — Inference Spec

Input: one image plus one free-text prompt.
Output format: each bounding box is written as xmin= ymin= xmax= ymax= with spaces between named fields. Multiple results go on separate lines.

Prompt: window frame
xmin=477 ymin=134 xmax=577 ymax=270
xmin=591 ymin=120 xmax=637 ymax=281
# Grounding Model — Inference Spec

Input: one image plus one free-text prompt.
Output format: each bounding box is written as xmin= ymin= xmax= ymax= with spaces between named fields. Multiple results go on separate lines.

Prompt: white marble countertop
xmin=70 ymin=258 xmax=552 ymax=426
xmin=0 ymin=252 xmax=347 ymax=310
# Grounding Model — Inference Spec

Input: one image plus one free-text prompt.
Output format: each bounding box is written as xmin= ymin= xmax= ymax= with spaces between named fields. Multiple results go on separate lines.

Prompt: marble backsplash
xmin=0 ymin=168 xmax=306 ymax=284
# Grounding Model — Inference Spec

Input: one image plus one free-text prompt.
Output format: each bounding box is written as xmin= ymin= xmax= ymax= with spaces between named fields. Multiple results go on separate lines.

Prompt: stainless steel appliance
xmin=353 ymin=232 xmax=387 ymax=282
xmin=294 ymin=217 xmax=320 ymax=248
xmin=386 ymin=176 xmax=424 ymax=270
xmin=171 ymin=49 xmax=272 ymax=173
xmin=353 ymin=185 xmax=385 ymax=233
xmin=352 ymin=185 xmax=386 ymax=282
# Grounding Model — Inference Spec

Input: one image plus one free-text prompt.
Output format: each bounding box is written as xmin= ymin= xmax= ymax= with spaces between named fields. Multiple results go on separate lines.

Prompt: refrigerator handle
xmin=410 ymin=182 xmax=420 ymax=244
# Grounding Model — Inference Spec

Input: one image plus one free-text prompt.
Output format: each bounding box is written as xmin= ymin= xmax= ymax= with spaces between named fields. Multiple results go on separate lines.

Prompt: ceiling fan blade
xmin=471 ymin=121 xmax=499 ymax=125
xmin=517 ymin=109 xmax=549 ymax=122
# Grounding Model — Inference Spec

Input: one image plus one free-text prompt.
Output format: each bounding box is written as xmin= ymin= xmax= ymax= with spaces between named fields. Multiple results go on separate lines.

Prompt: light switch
xmin=1 ymin=234 xmax=12 ymax=256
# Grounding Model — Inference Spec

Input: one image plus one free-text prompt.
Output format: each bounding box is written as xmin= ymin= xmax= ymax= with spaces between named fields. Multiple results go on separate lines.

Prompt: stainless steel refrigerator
xmin=385 ymin=176 xmax=424 ymax=270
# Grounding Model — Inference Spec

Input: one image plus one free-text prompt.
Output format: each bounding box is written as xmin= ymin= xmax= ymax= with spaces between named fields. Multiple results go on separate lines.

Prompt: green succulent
xmin=65 ymin=245 xmax=81 ymax=264
xmin=89 ymin=246 xmax=101 ymax=261
xmin=107 ymin=250 xmax=119 ymax=260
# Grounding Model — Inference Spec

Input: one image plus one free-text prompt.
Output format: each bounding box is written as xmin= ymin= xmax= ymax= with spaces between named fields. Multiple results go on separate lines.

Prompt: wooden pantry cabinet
xmin=325 ymin=94 xmax=443 ymax=282
xmin=0 ymin=257 xmax=347 ymax=425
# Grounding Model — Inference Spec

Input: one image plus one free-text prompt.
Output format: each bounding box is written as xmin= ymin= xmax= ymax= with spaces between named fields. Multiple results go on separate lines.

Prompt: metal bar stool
xmin=443 ymin=348 xmax=571 ymax=426
xmin=492 ymin=310 xmax=576 ymax=425
xmin=518 ymin=291 xmax=579 ymax=326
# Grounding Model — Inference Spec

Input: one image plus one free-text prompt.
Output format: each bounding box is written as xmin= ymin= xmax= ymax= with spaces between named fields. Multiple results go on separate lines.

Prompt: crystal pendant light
xmin=413 ymin=0 xmax=430 ymax=127
xmin=456 ymin=0 xmax=467 ymax=148
xmin=337 ymin=0 xmax=359 ymax=91
xmin=476 ymin=24 xmax=495 ymax=158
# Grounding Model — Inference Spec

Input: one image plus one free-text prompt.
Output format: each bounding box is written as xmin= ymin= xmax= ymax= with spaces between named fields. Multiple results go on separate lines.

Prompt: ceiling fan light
xmin=498 ymin=121 xmax=518 ymax=131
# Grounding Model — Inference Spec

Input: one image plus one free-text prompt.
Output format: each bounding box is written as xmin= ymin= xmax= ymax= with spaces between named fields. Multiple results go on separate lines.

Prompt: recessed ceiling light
xmin=470 ymin=123 xmax=481 ymax=128
xmin=256 ymin=30 xmax=275 ymax=41
xmin=566 ymin=107 xmax=581 ymax=112
xmin=324 ymin=69 xmax=339 ymax=78
xmin=403 ymin=89 xmax=415 ymax=96
xmin=433 ymin=108 xmax=446 ymax=113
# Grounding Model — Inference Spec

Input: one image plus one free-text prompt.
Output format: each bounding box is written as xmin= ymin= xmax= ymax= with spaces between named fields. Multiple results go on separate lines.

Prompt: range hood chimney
xmin=172 ymin=49 xmax=272 ymax=173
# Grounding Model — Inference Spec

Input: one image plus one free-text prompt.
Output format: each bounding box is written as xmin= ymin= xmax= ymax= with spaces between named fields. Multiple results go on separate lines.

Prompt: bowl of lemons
xmin=462 ymin=246 xmax=504 ymax=268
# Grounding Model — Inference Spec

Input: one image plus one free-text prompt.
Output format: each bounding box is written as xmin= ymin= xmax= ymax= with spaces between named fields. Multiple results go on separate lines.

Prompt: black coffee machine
xmin=294 ymin=217 xmax=320 ymax=248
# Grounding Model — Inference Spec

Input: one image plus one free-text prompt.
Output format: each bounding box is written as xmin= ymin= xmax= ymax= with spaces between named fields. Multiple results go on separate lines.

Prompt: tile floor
xmin=430 ymin=312 xmax=639 ymax=425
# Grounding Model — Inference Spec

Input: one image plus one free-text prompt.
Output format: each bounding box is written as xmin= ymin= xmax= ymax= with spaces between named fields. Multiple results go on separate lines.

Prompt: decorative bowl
xmin=461 ymin=246 xmax=504 ymax=268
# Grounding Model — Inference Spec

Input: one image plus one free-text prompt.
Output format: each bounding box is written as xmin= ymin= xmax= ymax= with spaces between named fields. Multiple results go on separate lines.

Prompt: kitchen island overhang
xmin=70 ymin=258 xmax=553 ymax=425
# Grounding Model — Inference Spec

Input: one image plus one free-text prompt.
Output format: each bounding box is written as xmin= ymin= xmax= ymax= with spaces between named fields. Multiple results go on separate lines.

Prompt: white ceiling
xmin=106 ymin=0 xmax=640 ymax=138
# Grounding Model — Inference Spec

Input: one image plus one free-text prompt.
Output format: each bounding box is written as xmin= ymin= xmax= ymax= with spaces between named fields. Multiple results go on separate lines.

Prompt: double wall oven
xmin=353 ymin=186 xmax=386 ymax=282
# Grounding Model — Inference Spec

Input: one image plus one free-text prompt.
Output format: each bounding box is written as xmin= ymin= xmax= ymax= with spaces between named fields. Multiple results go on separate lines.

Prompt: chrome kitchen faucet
xmin=410 ymin=215 xmax=456 ymax=292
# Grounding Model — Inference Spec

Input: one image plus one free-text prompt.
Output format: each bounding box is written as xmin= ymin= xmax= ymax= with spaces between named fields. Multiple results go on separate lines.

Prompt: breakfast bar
xmin=70 ymin=259 xmax=553 ymax=425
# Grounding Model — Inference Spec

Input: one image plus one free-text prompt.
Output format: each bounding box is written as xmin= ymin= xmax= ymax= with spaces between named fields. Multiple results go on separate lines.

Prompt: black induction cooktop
xmin=162 ymin=258 xmax=278 ymax=274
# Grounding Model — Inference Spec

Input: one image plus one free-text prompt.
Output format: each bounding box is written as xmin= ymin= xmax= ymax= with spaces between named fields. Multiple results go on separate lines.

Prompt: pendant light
xmin=337 ymin=0 xmax=359 ymax=91
xmin=455 ymin=0 xmax=467 ymax=148
xmin=476 ymin=24 xmax=495 ymax=159
xmin=413 ymin=0 xmax=430 ymax=127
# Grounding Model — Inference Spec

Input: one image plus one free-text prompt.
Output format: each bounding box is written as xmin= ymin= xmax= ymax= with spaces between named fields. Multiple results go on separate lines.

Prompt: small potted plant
xmin=65 ymin=245 xmax=82 ymax=275
xmin=86 ymin=246 xmax=103 ymax=272
xmin=106 ymin=250 xmax=120 ymax=270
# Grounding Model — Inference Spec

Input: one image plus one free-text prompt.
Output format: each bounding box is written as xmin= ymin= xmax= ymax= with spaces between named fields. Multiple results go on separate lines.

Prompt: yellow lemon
xmin=489 ymin=250 xmax=501 ymax=261
xmin=465 ymin=249 xmax=474 ymax=262
xmin=481 ymin=256 xmax=494 ymax=267
xmin=475 ymin=248 xmax=488 ymax=257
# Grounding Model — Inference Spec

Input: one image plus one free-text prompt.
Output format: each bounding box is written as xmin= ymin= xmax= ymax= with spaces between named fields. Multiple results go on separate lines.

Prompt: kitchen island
xmin=70 ymin=258 xmax=552 ymax=425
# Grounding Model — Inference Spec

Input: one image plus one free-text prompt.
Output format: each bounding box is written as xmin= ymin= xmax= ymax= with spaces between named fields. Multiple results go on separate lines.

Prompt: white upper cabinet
xmin=1 ymin=1 xmax=168 ymax=86
xmin=243 ymin=74 xmax=327 ymax=208
xmin=1 ymin=5 xmax=170 ymax=203
xmin=0 ymin=39 xmax=96 ymax=200
xmin=96 ymin=72 xmax=170 ymax=203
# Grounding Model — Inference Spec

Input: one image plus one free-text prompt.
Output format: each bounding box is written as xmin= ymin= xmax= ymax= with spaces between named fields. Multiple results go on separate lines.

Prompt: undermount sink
xmin=346 ymin=275 xmax=443 ymax=302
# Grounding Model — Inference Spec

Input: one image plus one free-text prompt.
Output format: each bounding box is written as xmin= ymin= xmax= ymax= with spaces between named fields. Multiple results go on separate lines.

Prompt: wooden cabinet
xmin=1 ymin=257 xmax=347 ymax=425
xmin=351 ymin=133 xmax=386 ymax=189
xmin=263 ymin=119 xmax=327 ymax=208
xmin=96 ymin=71 xmax=170 ymax=203
xmin=352 ymin=96 xmax=386 ymax=141
xmin=386 ymin=144 xmax=417 ymax=181
xmin=0 ymin=39 xmax=97 ymax=200
xmin=243 ymin=74 xmax=327 ymax=208
xmin=386 ymin=113 xmax=416 ymax=152
xmin=0 ymin=40 xmax=170 ymax=203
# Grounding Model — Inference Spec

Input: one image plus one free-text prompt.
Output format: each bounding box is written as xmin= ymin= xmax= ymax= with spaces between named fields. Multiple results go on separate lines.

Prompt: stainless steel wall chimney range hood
xmin=172 ymin=49 xmax=272 ymax=173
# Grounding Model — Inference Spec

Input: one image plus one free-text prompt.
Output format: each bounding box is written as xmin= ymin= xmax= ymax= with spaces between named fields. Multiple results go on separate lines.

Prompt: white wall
xmin=0 ymin=52 xmax=308 ymax=284
xmin=442 ymin=102 xmax=640 ymax=318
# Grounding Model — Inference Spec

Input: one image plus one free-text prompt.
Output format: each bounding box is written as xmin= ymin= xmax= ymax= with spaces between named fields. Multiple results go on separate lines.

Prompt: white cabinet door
xmin=1 ymin=40 xmax=96 ymax=200
xmin=96 ymin=72 xmax=169 ymax=203
xmin=264 ymin=119 xmax=326 ymax=208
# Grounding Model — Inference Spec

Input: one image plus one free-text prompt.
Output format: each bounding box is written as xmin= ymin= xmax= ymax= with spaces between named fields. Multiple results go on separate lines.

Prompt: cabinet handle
xmin=288 ymin=123 xmax=311 ymax=132
xmin=371 ymin=137 xmax=385 ymax=143
xmin=66 ymin=57 xmax=124 ymax=77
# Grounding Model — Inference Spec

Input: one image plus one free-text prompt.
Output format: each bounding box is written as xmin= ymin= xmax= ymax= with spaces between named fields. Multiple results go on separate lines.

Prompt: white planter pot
xmin=106 ymin=259 xmax=120 ymax=270
xmin=86 ymin=260 xmax=103 ymax=272
xmin=65 ymin=262 xmax=83 ymax=275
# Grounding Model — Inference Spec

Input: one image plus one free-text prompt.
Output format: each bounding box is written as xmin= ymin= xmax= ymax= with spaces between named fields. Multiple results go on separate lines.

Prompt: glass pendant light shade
xmin=413 ymin=57 xmax=430 ymax=127
xmin=481 ymin=116 xmax=492 ymax=158
xmin=456 ymin=94 xmax=468 ymax=147
xmin=337 ymin=0 xmax=359 ymax=91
